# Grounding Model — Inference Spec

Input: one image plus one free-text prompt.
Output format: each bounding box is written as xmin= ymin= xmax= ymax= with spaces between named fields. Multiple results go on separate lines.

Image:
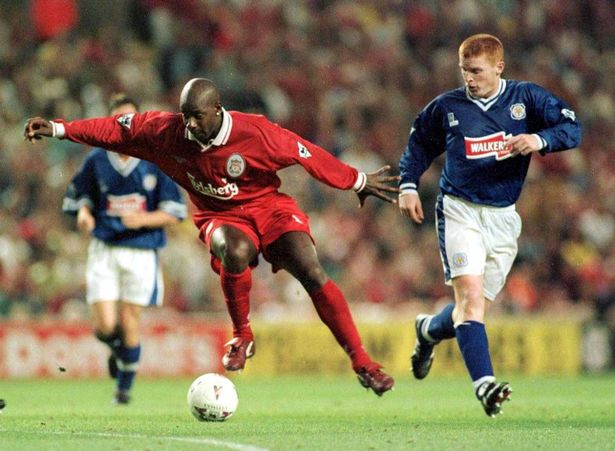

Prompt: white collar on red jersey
xmin=185 ymin=108 xmax=233 ymax=152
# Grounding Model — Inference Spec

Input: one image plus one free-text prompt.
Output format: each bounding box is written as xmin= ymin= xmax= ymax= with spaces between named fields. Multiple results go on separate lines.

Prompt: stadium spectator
xmin=30 ymin=0 xmax=78 ymax=42
xmin=61 ymin=94 xmax=187 ymax=404
xmin=24 ymin=78 xmax=399 ymax=396
xmin=0 ymin=1 xmax=612 ymax=362
xmin=398 ymin=34 xmax=581 ymax=416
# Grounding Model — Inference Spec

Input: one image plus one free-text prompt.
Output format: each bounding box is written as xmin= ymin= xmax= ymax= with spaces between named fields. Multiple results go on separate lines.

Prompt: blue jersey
xmin=63 ymin=149 xmax=187 ymax=248
xmin=399 ymin=79 xmax=582 ymax=207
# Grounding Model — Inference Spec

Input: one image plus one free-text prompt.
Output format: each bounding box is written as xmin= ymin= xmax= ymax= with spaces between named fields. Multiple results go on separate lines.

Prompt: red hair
xmin=459 ymin=34 xmax=504 ymax=63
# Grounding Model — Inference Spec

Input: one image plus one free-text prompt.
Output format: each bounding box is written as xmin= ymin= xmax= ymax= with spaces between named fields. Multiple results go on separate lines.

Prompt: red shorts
xmin=192 ymin=193 xmax=313 ymax=273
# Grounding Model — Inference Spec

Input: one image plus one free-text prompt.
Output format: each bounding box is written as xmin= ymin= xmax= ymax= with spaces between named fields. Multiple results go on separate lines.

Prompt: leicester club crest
xmin=509 ymin=103 xmax=526 ymax=120
xmin=226 ymin=153 xmax=245 ymax=178
xmin=142 ymin=174 xmax=157 ymax=191
xmin=452 ymin=252 xmax=469 ymax=268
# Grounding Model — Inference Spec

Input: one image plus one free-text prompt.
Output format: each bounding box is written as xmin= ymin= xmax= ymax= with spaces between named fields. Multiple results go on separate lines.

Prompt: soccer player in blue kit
xmin=398 ymin=34 xmax=581 ymax=417
xmin=62 ymin=95 xmax=187 ymax=404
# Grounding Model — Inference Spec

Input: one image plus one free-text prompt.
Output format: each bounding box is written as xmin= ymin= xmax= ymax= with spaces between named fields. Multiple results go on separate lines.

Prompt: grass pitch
xmin=1 ymin=374 xmax=614 ymax=450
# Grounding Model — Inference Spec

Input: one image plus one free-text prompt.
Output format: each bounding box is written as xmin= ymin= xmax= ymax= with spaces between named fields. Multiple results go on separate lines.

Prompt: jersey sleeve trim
xmin=352 ymin=172 xmax=367 ymax=192
xmin=532 ymin=133 xmax=546 ymax=150
xmin=158 ymin=200 xmax=188 ymax=220
xmin=400 ymin=182 xmax=418 ymax=193
xmin=62 ymin=196 xmax=93 ymax=215
xmin=51 ymin=121 xmax=66 ymax=138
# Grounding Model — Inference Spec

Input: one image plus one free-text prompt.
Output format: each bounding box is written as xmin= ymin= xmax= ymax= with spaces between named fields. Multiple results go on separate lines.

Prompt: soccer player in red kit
xmin=24 ymin=78 xmax=398 ymax=395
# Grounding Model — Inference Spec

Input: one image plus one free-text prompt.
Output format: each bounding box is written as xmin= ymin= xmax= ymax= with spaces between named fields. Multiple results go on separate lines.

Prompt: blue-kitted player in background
xmin=62 ymin=94 xmax=187 ymax=404
xmin=398 ymin=34 xmax=582 ymax=417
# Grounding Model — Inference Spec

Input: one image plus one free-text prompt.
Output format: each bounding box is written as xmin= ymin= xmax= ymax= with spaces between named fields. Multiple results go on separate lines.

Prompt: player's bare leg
xmin=91 ymin=300 xmax=118 ymax=339
xmin=119 ymin=303 xmax=141 ymax=348
xmin=268 ymin=232 xmax=394 ymax=396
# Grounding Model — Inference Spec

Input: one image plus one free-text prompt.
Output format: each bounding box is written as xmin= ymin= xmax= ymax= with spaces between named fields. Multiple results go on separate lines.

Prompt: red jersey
xmin=56 ymin=110 xmax=362 ymax=213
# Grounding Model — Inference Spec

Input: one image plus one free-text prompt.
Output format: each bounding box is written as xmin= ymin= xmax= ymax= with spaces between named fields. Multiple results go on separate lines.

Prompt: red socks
xmin=220 ymin=271 xmax=371 ymax=371
xmin=310 ymin=280 xmax=371 ymax=370
xmin=220 ymin=267 xmax=253 ymax=341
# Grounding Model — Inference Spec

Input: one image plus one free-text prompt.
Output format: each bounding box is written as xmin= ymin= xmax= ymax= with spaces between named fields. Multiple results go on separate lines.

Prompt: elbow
xmin=564 ymin=125 xmax=582 ymax=149
xmin=575 ymin=129 xmax=583 ymax=148
xmin=572 ymin=122 xmax=583 ymax=147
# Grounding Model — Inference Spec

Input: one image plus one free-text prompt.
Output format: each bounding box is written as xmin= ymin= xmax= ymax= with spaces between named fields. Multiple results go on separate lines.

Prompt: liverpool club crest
xmin=226 ymin=153 xmax=245 ymax=178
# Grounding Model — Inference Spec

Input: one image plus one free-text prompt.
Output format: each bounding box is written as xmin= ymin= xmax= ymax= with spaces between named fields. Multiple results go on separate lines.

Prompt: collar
xmin=185 ymin=108 xmax=233 ymax=152
xmin=466 ymin=79 xmax=506 ymax=111
xmin=107 ymin=152 xmax=140 ymax=176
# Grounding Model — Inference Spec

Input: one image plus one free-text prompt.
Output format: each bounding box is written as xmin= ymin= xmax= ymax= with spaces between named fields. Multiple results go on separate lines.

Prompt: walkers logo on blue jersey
xmin=510 ymin=103 xmax=526 ymax=120
xmin=117 ymin=113 xmax=135 ymax=129
xmin=106 ymin=193 xmax=146 ymax=215
xmin=464 ymin=132 xmax=512 ymax=161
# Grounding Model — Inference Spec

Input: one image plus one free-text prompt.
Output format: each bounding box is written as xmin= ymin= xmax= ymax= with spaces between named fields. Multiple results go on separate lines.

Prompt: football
xmin=187 ymin=373 xmax=238 ymax=422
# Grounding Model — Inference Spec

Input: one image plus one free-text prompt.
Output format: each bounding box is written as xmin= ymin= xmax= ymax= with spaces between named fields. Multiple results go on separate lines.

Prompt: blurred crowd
xmin=0 ymin=0 xmax=614 ymax=328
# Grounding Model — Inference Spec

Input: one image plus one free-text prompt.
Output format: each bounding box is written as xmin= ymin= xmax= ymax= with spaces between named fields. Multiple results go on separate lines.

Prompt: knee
xmin=94 ymin=323 xmax=119 ymax=343
xmin=94 ymin=320 xmax=117 ymax=338
xmin=220 ymin=240 xmax=253 ymax=272
xmin=297 ymin=264 xmax=328 ymax=292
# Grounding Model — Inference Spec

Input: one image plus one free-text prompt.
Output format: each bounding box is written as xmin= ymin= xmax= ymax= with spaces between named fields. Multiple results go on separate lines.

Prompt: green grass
xmin=1 ymin=374 xmax=615 ymax=450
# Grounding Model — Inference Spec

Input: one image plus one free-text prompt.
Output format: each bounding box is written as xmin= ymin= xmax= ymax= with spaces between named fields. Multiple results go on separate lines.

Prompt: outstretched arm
xmin=24 ymin=112 xmax=166 ymax=159
xmin=355 ymin=165 xmax=401 ymax=208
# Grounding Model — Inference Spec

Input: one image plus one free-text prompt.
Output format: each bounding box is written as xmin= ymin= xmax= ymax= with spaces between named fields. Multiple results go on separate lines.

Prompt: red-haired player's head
xmin=458 ymin=34 xmax=505 ymax=99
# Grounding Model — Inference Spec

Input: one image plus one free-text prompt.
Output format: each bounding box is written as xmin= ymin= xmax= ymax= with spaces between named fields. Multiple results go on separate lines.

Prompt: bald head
xmin=180 ymin=78 xmax=224 ymax=143
xmin=180 ymin=78 xmax=220 ymax=112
